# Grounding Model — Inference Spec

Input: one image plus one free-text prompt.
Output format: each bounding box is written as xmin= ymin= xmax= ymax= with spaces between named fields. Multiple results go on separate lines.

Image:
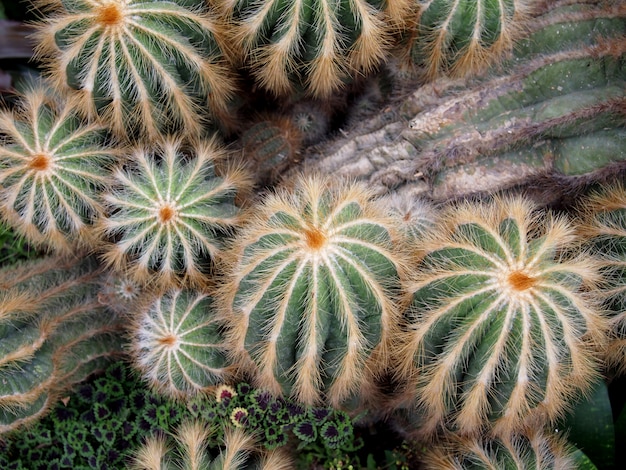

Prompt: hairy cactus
xmin=407 ymin=0 xmax=532 ymax=79
xmin=130 ymin=420 xmax=293 ymax=470
xmin=131 ymin=289 xmax=232 ymax=398
xmin=0 ymin=81 xmax=114 ymax=253
xmin=0 ymin=256 xmax=125 ymax=434
xmin=221 ymin=175 xmax=407 ymax=408
xmin=421 ymin=427 xmax=576 ymax=469
xmin=32 ymin=0 xmax=236 ymax=140
xmin=97 ymin=137 xmax=250 ymax=288
xmin=578 ymin=183 xmax=626 ymax=376
xmin=395 ymin=196 xmax=607 ymax=438
xmin=219 ymin=0 xmax=413 ymax=98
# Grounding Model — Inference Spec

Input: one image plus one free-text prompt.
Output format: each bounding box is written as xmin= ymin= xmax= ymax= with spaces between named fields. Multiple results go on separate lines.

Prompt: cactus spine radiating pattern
xmin=0 ymin=82 xmax=113 ymax=253
xmin=33 ymin=0 xmax=235 ymax=140
xmin=579 ymin=184 xmax=626 ymax=376
xmin=410 ymin=0 xmax=530 ymax=79
xmin=222 ymin=175 xmax=406 ymax=407
xmin=131 ymin=289 xmax=232 ymax=397
xmin=397 ymin=196 xmax=606 ymax=437
xmin=221 ymin=0 xmax=411 ymax=98
xmin=0 ymin=256 xmax=125 ymax=434
xmin=98 ymin=137 xmax=250 ymax=288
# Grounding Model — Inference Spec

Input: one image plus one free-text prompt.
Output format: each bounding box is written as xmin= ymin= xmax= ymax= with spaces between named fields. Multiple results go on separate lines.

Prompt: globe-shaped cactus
xmin=221 ymin=175 xmax=408 ymax=408
xmin=97 ymin=137 xmax=250 ymax=288
xmin=396 ymin=196 xmax=607 ymax=437
xmin=219 ymin=0 xmax=413 ymax=98
xmin=33 ymin=0 xmax=236 ymax=140
xmin=0 ymin=82 xmax=114 ymax=253
xmin=131 ymin=289 xmax=232 ymax=398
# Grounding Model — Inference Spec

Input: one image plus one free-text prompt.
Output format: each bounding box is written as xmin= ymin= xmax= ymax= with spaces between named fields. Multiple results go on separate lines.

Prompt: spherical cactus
xmin=0 ymin=81 xmax=115 ymax=254
xmin=220 ymin=175 xmax=408 ymax=408
xmin=421 ymin=427 xmax=576 ymax=469
xmin=32 ymin=0 xmax=236 ymax=141
xmin=131 ymin=289 xmax=233 ymax=398
xmin=0 ymin=256 xmax=125 ymax=434
xmin=395 ymin=195 xmax=607 ymax=438
xmin=578 ymin=183 xmax=626 ymax=376
xmin=219 ymin=0 xmax=413 ymax=98
xmin=130 ymin=420 xmax=293 ymax=470
xmin=407 ymin=0 xmax=531 ymax=79
xmin=97 ymin=137 xmax=251 ymax=288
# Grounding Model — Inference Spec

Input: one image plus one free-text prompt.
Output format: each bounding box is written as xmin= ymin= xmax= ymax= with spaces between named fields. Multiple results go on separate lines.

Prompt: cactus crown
xmin=398 ymin=196 xmax=606 ymax=437
xmin=222 ymin=175 xmax=407 ymax=407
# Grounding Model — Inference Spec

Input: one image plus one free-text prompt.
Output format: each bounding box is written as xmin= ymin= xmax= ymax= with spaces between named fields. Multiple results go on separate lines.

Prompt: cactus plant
xmin=420 ymin=427 xmax=576 ymax=469
xmin=130 ymin=419 xmax=293 ymax=470
xmin=97 ymin=137 xmax=251 ymax=288
xmin=395 ymin=195 xmax=607 ymax=438
xmin=131 ymin=288 xmax=232 ymax=398
xmin=219 ymin=0 xmax=413 ymax=98
xmin=0 ymin=256 xmax=125 ymax=434
xmin=406 ymin=0 xmax=532 ymax=79
xmin=220 ymin=175 xmax=408 ymax=408
xmin=578 ymin=183 xmax=626 ymax=377
xmin=32 ymin=0 xmax=236 ymax=141
xmin=0 ymin=81 xmax=115 ymax=253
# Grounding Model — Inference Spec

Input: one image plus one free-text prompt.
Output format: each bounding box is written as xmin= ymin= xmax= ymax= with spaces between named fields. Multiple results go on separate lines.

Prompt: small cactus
xmin=220 ymin=0 xmax=412 ymax=98
xmin=130 ymin=419 xmax=293 ymax=470
xmin=32 ymin=0 xmax=236 ymax=140
xmin=578 ymin=183 xmax=626 ymax=376
xmin=97 ymin=137 xmax=251 ymax=288
xmin=395 ymin=196 xmax=607 ymax=438
xmin=0 ymin=256 xmax=125 ymax=434
xmin=221 ymin=175 xmax=407 ymax=408
xmin=131 ymin=289 xmax=232 ymax=398
xmin=407 ymin=0 xmax=531 ymax=79
xmin=421 ymin=427 xmax=576 ymax=469
xmin=0 ymin=81 xmax=114 ymax=253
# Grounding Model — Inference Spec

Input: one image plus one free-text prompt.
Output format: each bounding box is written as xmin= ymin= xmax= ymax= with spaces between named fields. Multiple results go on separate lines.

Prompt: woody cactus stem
xmin=0 ymin=256 xmax=125 ymax=434
xmin=131 ymin=289 xmax=232 ymax=398
xmin=0 ymin=81 xmax=114 ymax=253
xmin=32 ymin=0 xmax=235 ymax=141
xmin=98 ymin=137 xmax=250 ymax=288
xmin=221 ymin=175 xmax=407 ymax=408
xmin=396 ymin=196 xmax=606 ymax=438
xmin=578 ymin=183 xmax=626 ymax=376
xmin=296 ymin=0 xmax=626 ymax=201
xmin=409 ymin=0 xmax=530 ymax=79
xmin=220 ymin=0 xmax=412 ymax=98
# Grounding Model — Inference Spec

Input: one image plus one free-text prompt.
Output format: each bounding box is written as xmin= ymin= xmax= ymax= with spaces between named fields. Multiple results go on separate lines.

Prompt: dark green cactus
xmin=0 ymin=256 xmax=125 ymax=434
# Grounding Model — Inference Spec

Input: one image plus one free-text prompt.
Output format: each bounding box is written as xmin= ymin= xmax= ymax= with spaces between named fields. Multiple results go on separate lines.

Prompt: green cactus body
xmin=131 ymin=289 xmax=232 ymax=397
xmin=221 ymin=0 xmax=411 ymax=97
xmin=98 ymin=137 xmax=250 ymax=288
xmin=397 ymin=196 xmax=606 ymax=438
xmin=0 ymin=82 xmax=114 ymax=253
xmin=0 ymin=256 xmax=125 ymax=434
xmin=222 ymin=176 xmax=406 ymax=408
xmin=408 ymin=0 xmax=530 ymax=79
xmin=579 ymin=183 xmax=626 ymax=376
xmin=33 ymin=0 xmax=236 ymax=140
xmin=421 ymin=428 xmax=576 ymax=469
xmin=130 ymin=420 xmax=293 ymax=470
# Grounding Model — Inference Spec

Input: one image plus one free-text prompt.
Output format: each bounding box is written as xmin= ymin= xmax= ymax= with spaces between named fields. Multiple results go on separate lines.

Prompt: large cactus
xmin=97 ymin=137 xmax=250 ymax=288
xmin=32 ymin=0 xmax=236 ymax=140
xmin=219 ymin=0 xmax=413 ymax=98
xmin=0 ymin=81 xmax=114 ymax=253
xmin=220 ymin=175 xmax=407 ymax=408
xmin=0 ymin=256 xmax=125 ymax=434
xmin=394 ymin=195 xmax=607 ymax=438
xmin=293 ymin=0 xmax=626 ymax=202
xmin=131 ymin=289 xmax=233 ymax=398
